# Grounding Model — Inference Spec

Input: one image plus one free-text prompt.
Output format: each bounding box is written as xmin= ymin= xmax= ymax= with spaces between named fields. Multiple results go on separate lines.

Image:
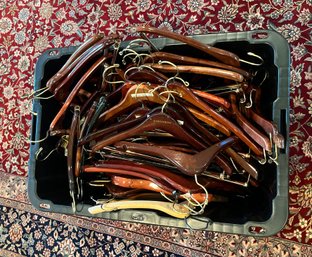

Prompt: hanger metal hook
xmin=158 ymin=90 xmax=180 ymax=112
xmin=122 ymin=50 xmax=141 ymax=65
xmin=252 ymin=69 xmax=268 ymax=87
xmin=160 ymin=192 xmax=174 ymax=203
xmin=184 ymin=216 xmax=213 ymax=230
xmin=29 ymin=130 xmax=49 ymax=144
xmin=21 ymin=86 xmax=49 ymax=99
xmin=258 ymin=148 xmax=267 ymax=165
xmin=102 ymin=63 xmax=125 ymax=85
xmin=158 ymin=60 xmax=179 ymax=78
xmin=239 ymin=90 xmax=247 ymax=104
xmin=268 ymin=142 xmax=279 ymax=165
xmin=180 ymin=175 xmax=209 ymax=216
xmin=229 ymin=157 xmax=241 ymax=173
xmin=120 ymin=48 xmax=150 ymax=66
xmin=125 ymin=38 xmax=151 ymax=50
xmin=240 ymin=52 xmax=264 ymax=66
xmin=124 ymin=65 xmax=156 ymax=81
xmin=35 ymin=146 xmax=57 ymax=161
xmin=88 ymin=179 xmax=111 ymax=187
xmin=245 ymin=88 xmax=256 ymax=109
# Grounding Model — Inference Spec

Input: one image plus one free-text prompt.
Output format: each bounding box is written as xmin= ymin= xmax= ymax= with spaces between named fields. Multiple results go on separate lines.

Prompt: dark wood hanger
xmin=245 ymin=108 xmax=284 ymax=149
xmin=111 ymin=175 xmax=211 ymax=203
xmin=145 ymin=52 xmax=251 ymax=77
xmin=187 ymin=107 xmax=231 ymax=136
xmin=53 ymin=39 xmax=114 ymax=102
xmin=134 ymin=25 xmax=241 ymax=67
xmin=92 ymin=111 xmax=210 ymax=152
xmin=114 ymin=137 xmax=236 ymax=176
xmin=50 ymin=55 xmax=111 ymax=134
xmin=147 ymin=63 xmax=244 ymax=82
xmin=93 ymin=159 xmax=212 ymax=193
xmin=164 ymin=82 xmax=263 ymax=156
xmin=149 ymin=104 xmax=233 ymax=174
xmin=47 ymin=34 xmax=104 ymax=93
xmin=67 ymin=106 xmax=80 ymax=211
xmin=96 ymin=83 xmax=164 ymax=125
xmin=79 ymin=111 xmax=147 ymax=146
xmin=229 ymin=93 xmax=272 ymax=153
xmin=83 ymin=166 xmax=178 ymax=193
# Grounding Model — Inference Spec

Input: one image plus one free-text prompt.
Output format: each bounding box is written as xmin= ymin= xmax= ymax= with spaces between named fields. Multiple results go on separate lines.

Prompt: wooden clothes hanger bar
xmin=47 ymin=34 xmax=105 ymax=92
xmin=113 ymin=137 xmax=236 ymax=176
xmin=92 ymin=111 xmax=212 ymax=153
xmin=87 ymin=159 xmax=210 ymax=194
xmin=147 ymin=63 xmax=244 ymax=82
xmin=111 ymin=175 xmax=218 ymax=204
xmin=50 ymin=55 xmax=111 ymax=134
xmin=52 ymin=37 xmax=117 ymax=101
xmin=145 ymin=51 xmax=251 ymax=78
xmin=84 ymin=166 xmax=176 ymax=193
xmin=88 ymin=200 xmax=191 ymax=219
xmin=163 ymin=82 xmax=263 ymax=156
xmin=229 ymin=93 xmax=272 ymax=153
xmin=132 ymin=25 xmax=241 ymax=67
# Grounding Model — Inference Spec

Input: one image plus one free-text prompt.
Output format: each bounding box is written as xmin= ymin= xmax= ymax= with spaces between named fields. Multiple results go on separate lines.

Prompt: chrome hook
xmin=239 ymin=90 xmax=247 ymax=104
xmin=252 ymin=69 xmax=269 ymax=87
xmin=240 ymin=52 xmax=264 ymax=66
xmin=245 ymin=89 xmax=256 ymax=109
xmin=184 ymin=216 xmax=213 ymax=230
xmin=21 ymin=86 xmax=49 ymax=99
xmin=125 ymin=38 xmax=151 ymax=50
xmin=29 ymin=130 xmax=49 ymax=144
xmin=35 ymin=147 xmax=52 ymax=161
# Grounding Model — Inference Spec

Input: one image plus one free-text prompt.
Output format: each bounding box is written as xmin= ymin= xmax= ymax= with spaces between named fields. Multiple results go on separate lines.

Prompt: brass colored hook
xmin=258 ymin=148 xmax=267 ymax=165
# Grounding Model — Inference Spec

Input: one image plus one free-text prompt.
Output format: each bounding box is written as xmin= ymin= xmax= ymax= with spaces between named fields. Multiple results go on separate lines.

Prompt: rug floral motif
xmin=0 ymin=0 xmax=312 ymax=256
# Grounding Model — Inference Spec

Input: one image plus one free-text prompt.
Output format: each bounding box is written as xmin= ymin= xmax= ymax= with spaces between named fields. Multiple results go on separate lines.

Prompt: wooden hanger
xmin=147 ymin=63 xmax=244 ymax=82
xmin=92 ymin=111 xmax=210 ymax=152
xmin=133 ymin=25 xmax=240 ymax=67
xmin=47 ymin=34 xmax=104 ymax=93
xmin=50 ymin=55 xmax=111 ymax=134
xmin=90 ymin=159 xmax=209 ymax=193
xmin=111 ymin=175 xmax=216 ymax=204
xmin=229 ymin=93 xmax=272 ymax=153
xmin=145 ymin=51 xmax=251 ymax=77
xmin=67 ymin=106 xmax=80 ymax=212
xmin=84 ymin=166 xmax=176 ymax=192
xmin=96 ymin=82 xmax=164 ymax=125
xmin=187 ymin=107 xmax=231 ymax=136
xmin=80 ymin=106 xmax=150 ymax=146
xmin=79 ymin=111 xmax=147 ymax=146
xmin=246 ymin=108 xmax=284 ymax=149
xmin=52 ymin=39 xmax=114 ymax=102
xmin=88 ymin=200 xmax=191 ymax=219
xmin=164 ymin=82 xmax=263 ymax=156
xmin=114 ymin=137 xmax=236 ymax=176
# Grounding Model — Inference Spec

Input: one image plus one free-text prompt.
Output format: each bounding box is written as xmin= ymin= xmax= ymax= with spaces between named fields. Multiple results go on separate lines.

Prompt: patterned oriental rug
xmin=0 ymin=1 xmax=311 ymax=256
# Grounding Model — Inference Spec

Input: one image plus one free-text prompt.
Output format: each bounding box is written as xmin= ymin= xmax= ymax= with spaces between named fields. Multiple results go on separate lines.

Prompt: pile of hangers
xmin=32 ymin=26 xmax=284 ymax=220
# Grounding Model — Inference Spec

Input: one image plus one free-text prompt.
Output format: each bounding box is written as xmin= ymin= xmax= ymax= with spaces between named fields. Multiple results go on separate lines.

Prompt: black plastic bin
xmin=28 ymin=30 xmax=290 ymax=236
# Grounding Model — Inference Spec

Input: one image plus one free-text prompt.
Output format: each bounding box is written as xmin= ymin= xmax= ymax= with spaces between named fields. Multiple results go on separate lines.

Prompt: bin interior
xmin=33 ymin=40 xmax=279 ymax=224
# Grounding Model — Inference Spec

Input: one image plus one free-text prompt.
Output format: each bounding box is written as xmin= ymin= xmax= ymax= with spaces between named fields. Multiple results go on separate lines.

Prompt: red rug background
xmin=0 ymin=0 xmax=311 ymax=256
